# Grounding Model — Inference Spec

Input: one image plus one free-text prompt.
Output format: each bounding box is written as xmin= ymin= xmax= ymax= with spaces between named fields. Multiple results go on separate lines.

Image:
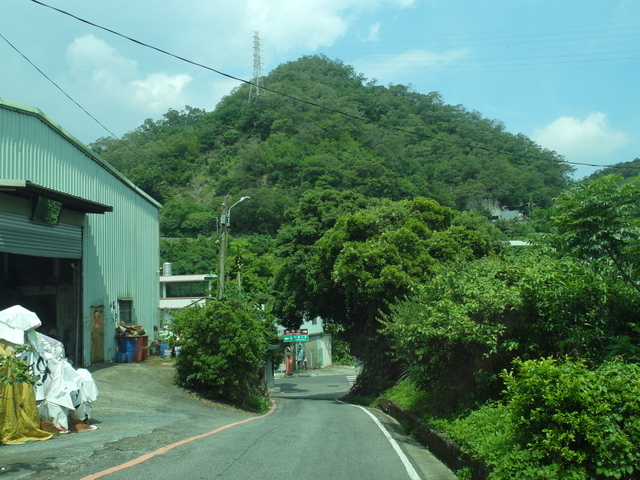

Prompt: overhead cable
xmin=0 ymin=31 xmax=153 ymax=164
xmin=27 ymin=0 xmax=636 ymax=171
xmin=0 ymin=31 xmax=119 ymax=140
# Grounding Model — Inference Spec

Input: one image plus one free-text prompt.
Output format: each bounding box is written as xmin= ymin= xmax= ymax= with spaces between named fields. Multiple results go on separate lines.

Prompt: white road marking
xmin=350 ymin=404 xmax=422 ymax=480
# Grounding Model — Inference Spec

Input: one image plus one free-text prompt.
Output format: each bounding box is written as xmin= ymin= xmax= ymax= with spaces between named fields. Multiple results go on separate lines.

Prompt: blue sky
xmin=1 ymin=0 xmax=638 ymax=179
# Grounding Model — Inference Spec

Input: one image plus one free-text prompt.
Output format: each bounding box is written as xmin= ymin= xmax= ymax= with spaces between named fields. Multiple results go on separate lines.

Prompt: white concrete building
xmin=159 ymin=269 xmax=215 ymax=324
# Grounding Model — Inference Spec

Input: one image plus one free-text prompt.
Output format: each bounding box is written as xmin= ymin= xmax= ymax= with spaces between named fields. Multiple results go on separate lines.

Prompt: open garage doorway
xmin=0 ymin=252 xmax=82 ymax=364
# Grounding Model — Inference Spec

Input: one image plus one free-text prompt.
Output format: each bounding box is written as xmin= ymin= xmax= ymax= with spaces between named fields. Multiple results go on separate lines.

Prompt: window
xmin=119 ymin=299 xmax=133 ymax=324
xmin=165 ymin=281 xmax=208 ymax=298
xmin=30 ymin=197 xmax=62 ymax=225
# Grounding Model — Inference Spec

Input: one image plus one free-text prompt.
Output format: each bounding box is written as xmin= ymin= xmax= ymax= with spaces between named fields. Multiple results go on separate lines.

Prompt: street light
xmin=218 ymin=195 xmax=250 ymax=299
xmin=227 ymin=196 xmax=250 ymax=225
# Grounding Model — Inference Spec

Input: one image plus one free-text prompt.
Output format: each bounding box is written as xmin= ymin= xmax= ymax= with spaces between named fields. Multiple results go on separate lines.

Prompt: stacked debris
xmin=116 ymin=323 xmax=146 ymax=336
xmin=0 ymin=305 xmax=98 ymax=441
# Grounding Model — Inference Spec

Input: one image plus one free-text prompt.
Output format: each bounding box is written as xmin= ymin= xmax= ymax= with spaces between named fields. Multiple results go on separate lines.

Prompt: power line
xmin=26 ymin=0 xmax=638 ymax=172
xmin=0 ymin=32 xmax=119 ymax=140
xmin=266 ymin=18 xmax=640 ymax=72
xmin=28 ymin=0 xmax=254 ymax=86
xmin=0 ymin=31 xmax=155 ymax=167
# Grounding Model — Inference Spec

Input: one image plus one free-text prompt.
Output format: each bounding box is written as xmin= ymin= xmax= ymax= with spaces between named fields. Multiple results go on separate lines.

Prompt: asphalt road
xmin=0 ymin=362 xmax=456 ymax=480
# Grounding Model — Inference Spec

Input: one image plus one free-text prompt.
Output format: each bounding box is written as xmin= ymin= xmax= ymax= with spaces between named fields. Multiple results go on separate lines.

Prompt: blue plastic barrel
xmin=116 ymin=351 xmax=128 ymax=363
xmin=118 ymin=337 xmax=136 ymax=362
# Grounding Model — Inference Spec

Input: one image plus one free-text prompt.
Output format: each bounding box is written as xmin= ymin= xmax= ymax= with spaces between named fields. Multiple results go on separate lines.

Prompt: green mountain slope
xmin=587 ymin=158 xmax=640 ymax=181
xmin=91 ymin=54 xmax=572 ymax=237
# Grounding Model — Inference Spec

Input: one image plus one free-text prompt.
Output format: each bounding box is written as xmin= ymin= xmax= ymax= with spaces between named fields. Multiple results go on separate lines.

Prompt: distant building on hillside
xmin=158 ymin=263 xmax=215 ymax=324
xmin=489 ymin=204 xmax=532 ymax=221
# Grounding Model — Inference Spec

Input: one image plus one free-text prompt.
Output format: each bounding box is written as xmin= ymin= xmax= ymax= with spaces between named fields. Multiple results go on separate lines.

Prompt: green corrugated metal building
xmin=0 ymin=98 xmax=161 ymax=366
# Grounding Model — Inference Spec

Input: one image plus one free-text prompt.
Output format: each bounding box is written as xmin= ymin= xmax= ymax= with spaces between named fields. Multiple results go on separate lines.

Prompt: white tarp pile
xmin=0 ymin=305 xmax=98 ymax=433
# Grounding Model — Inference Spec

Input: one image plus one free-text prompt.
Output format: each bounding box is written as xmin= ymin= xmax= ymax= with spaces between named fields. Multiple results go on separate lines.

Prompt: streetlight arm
xmin=226 ymin=196 xmax=250 ymax=225
xmin=229 ymin=196 xmax=250 ymax=213
xmin=218 ymin=196 xmax=250 ymax=299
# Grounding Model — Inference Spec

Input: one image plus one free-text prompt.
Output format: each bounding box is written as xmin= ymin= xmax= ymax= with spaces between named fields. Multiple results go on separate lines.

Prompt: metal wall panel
xmin=0 ymin=212 xmax=82 ymax=258
xmin=0 ymin=101 xmax=161 ymax=365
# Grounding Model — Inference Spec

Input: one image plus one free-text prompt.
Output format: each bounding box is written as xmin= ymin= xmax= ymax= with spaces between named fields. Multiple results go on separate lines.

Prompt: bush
xmin=436 ymin=401 xmax=512 ymax=464
xmin=172 ymin=296 xmax=269 ymax=410
xmin=503 ymin=358 xmax=640 ymax=479
xmin=324 ymin=323 xmax=355 ymax=365
xmin=382 ymin=378 xmax=430 ymax=416
xmin=442 ymin=358 xmax=640 ymax=479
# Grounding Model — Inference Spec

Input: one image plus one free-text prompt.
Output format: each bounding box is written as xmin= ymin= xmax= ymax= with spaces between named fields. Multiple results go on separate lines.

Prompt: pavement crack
xmin=211 ymin=426 xmax=277 ymax=477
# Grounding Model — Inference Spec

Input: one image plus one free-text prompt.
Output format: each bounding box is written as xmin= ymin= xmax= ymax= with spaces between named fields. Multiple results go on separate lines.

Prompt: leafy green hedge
xmin=172 ymin=296 xmax=270 ymax=410
xmin=442 ymin=358 xmax=640 ymax=479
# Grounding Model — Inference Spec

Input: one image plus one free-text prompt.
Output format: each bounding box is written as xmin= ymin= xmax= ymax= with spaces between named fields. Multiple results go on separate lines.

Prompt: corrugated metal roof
xmin=0 ymin=179 xmax=112 ymax=213
xmin=0 ymin=98 xmax=161 ymax=209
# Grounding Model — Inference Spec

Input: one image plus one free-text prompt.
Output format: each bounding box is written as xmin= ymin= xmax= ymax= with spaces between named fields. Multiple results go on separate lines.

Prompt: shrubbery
xmin=172 ymin=295 xmax=272 ymax=411
xmin=383 ymin=248 xmax=640 ymax=414
xmin=378 ymin=177 xmax=640 ymax=478
xmin=381 ymin=378 xmax=430 ymax=416
xmin=440 ymin=358 xmax=640 ymax=479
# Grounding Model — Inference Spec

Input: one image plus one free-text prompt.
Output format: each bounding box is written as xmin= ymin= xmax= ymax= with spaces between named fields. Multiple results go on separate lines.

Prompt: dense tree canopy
xmin=92 ymin=55 xmax=572 ymax=238
xmin=89 ymin=53 xmax=640 ymax=478
xmin=273 ymin=194 xmax=502 ymax=393
xmin=549 ymin=175 xmax=640 ymax=294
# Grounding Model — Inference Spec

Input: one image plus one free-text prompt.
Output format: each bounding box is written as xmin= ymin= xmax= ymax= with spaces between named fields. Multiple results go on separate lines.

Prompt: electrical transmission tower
xmin=248 ymin=31 xmax=264 ymax=102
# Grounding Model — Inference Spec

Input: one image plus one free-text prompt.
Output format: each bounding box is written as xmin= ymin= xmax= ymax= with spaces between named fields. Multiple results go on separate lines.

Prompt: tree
xmin=550 ymin=175 xmax=640 ymax=294
xmin=160 ymin=237 xmax=218 ymax=275
xmin=382 ymin=245 xmax=640 ymax=411
xmin=272 ymin=188 xmax=373 ymax=326
xmin=172 ymin=294 xmax=272 ymax=410
xmin=93 ymin=54 xmax=571 ymax=240
xmin=275 ymin=195 xmax=499 ymax=394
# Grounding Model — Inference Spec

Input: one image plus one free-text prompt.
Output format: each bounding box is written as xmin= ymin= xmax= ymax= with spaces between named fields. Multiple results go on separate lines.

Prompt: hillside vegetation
xmin=93 ymin=55 xmax=640 ymax=478
xmin=92 ymin=54 xmax=571 ymax=237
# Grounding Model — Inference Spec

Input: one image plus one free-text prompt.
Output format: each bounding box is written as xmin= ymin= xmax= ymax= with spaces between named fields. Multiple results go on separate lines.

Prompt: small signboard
xmin=284 ymin=329 xmax=308 ymax=335
xmin=283 ymin=334 xmax=309 ymax=342
xmin=283 ymin=329 xmax=309 ymax=342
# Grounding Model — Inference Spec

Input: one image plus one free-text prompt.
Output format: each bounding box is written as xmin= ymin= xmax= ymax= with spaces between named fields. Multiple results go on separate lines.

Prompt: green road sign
xmin=283 ymin=334 xmax=309 ymax=342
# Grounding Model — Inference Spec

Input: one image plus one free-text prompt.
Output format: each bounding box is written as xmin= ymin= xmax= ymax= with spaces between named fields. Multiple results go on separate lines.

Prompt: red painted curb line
xmin=80 ymin=400 xmax=277 ymax=480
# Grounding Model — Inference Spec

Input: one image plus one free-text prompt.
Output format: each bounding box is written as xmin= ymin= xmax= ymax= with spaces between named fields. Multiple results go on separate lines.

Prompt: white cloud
xmin=240 ymin=0 xmax=416 ymax=51
xmin=354 ymin=48 xmax=468 ymax=83
xmin=532 ymin=112 xmax=629 ymax=159
xmin=66 ymin=34 xmax=138 ymax=81
xmin=66 ymin=35 xmax=194 ymax=114
xmin=54 ymin=0 xmax=422 ymax=138
xmin=246 ymin=0 xmax=349 ymax=50
xmin=366 ymin=22 xmax=382 ymax=41
xmin=130 ymin=73 xmax=193 ymax=111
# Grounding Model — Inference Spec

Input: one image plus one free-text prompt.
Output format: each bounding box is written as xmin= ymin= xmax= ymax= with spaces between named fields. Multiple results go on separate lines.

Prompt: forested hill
xmin=587 ymin=158 xmax=640 ymax=181
xmin=91 ymin=54 xmax=572 ymax=237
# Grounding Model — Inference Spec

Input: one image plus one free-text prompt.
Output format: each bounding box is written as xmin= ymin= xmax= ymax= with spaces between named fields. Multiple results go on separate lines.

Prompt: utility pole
xmin=218 ymin=195 xmax=250 ymax=299
xmin=218 ymin=195 xmax=230 ymax=299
